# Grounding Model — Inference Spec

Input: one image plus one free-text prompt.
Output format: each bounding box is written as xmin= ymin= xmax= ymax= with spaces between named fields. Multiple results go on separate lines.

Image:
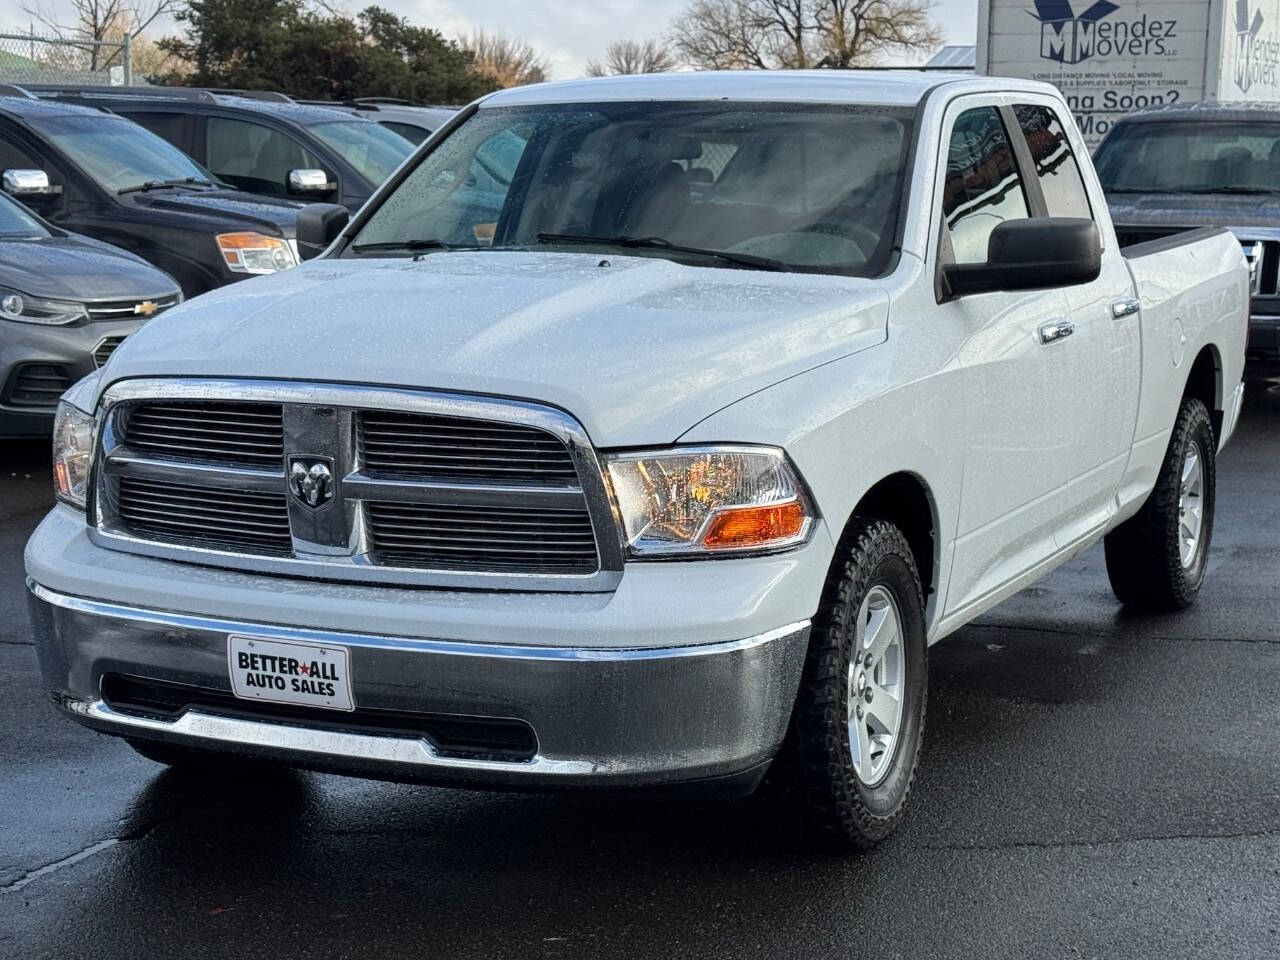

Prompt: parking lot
xmin=0 ymin=386 xmax=1273 ymax=959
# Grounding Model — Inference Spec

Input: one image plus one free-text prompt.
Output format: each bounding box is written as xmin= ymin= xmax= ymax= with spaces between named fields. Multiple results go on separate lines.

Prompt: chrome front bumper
xmin=28 ymin=582 xmax=809 ymax=791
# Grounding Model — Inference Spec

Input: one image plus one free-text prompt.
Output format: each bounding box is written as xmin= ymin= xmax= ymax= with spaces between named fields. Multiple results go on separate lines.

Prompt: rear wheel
xmin=776 ymin=518 xmax=927 ymax=848
xmin=1104 ymin=396 xmax=1216 ymax=611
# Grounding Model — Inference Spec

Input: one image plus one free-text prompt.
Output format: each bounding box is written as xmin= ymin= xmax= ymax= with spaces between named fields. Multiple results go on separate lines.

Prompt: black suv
xmin=0 ymin=90 xmax=308 ymax=296
xmin=32 ymin=86 xmax=415 ymax=212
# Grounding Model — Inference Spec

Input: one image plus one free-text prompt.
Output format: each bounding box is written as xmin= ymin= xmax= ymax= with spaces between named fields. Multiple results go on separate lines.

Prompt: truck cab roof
xmin=478 ymin=70 xmax=1065 ymax=108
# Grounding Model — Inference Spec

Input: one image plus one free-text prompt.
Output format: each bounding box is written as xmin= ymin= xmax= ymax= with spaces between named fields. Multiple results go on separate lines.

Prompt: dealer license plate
xmin=228 ymin=634 xmax=354 ymax=712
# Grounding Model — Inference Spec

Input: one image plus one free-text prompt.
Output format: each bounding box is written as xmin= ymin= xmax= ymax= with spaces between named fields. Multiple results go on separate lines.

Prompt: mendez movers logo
xmin=1235 ymin=0 xmax=1280 ymax=92
xmin=1030 ymin=0 xmax=1177 ymax=64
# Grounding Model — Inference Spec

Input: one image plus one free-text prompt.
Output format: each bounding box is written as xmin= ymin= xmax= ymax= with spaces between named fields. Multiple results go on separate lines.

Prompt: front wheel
xmin=1104 ymin=396 xmax=1216 ymax=611
xmin=776 ymin=518 xmax=928 ymax=848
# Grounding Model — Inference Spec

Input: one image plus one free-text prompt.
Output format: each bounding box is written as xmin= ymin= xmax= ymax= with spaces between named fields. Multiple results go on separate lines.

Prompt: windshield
xmin=0 ymin=193 xmax=50 ymax=238
xmin=1096 ymin=119 xmax=1280 ymax=193
xmin=308 ymin=120 xmax=414 ymax=186
xmin=32 ymin=114 xmax=213 ymax=194
xmin=348 ymin=101 xmax=914 ymax=276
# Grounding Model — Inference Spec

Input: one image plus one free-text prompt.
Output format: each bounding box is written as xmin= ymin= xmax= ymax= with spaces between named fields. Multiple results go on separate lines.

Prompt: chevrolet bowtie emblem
xmin=133 ymin=300 xmax=159 ymax=317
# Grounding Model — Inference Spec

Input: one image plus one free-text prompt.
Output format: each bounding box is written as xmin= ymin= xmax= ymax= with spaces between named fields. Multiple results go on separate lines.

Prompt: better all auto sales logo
xmin=1030 ymin=0 xmax=1178 ymax=65
xmin=1235 ymin=0 xmax=1280 ymax=92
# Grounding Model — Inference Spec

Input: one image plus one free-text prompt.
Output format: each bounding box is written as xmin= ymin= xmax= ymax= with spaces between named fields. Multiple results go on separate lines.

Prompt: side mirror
xmin=288 ymin=168 xmax=335 ymax=195
xmin=2 ymin=168 xmax=59 ymax=197
xmin=942 ymin=218 xmax=1101 ymax=299
xmin=295 ymin=203 xmax=349 ymax=260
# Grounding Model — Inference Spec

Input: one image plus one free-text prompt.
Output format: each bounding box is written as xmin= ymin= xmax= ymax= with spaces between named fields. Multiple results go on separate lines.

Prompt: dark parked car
xmin=0 ymin=90 xmax=309 ymax=296
xmin=299 ymin=99 xmax=457 ymax=145
xmin=30 ymin=86 xmax=414 ymax=212
xmin=1095 ymin=101 xmax=1280 ymax=380
xmin=0 ymin=191 xmax=180 ymax=436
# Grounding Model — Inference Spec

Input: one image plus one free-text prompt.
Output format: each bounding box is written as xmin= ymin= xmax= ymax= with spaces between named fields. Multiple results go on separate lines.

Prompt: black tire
xmin=777 ymin=518 xmax=928 ymax=848
xmin=1104 ymin=396 xmax=1216 ymax=611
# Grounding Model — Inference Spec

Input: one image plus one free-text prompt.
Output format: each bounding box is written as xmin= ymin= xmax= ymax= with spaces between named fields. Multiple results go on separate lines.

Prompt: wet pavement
xmin=2 ymin=387 xmax=1278 ymax=959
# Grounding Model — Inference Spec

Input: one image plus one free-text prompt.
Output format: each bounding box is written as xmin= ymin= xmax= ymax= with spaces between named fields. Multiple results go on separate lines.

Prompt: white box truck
xmin=977 ymin=0 xmax=1280 ymax=145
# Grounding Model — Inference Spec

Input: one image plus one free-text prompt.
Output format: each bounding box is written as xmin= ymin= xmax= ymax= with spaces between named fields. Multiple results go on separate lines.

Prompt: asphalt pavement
xmin=2 ymin=388 xmax=1278 ymax=960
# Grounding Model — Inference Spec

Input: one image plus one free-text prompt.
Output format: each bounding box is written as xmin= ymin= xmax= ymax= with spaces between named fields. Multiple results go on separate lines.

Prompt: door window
xmin=1013 ymin=105 xmax=1092 ymax=220
xmin=942 ymin=107 xmax=1029 ymax=264
xmin=206 ymin=117 xmax=320 ymax=196
xmin=0 ymin=129 xmax=41 ymax=173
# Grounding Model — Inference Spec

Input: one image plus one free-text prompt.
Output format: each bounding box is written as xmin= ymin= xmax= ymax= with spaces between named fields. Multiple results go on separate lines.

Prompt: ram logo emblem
xmin=288 ymin=457 xmax=335 ymax=509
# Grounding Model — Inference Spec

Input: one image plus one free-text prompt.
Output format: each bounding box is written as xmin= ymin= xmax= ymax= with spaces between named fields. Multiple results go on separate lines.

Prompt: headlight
xmin=215 ymin=232 xmax=298 ymax=275
xmin=0 ymin=287 xmax=87 ymax=325
xmin=53 ymin=401 xmax=95 ymax=510
xmin=603 ymin=446 xmax=814 ymax=557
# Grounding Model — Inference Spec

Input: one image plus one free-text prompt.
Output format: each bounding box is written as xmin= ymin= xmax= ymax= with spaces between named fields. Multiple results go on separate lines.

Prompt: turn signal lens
xmin=702 ymin=500 xmax=808 ymax=550
xmin=215 ymin=232 xmax=298 ymax=275
xmin=603 ymin=446 xmax=814 ymax=557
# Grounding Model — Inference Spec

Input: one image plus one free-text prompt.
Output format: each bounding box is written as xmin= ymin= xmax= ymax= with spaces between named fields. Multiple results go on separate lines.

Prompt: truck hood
xmin=0 ymin=234 xmax=178 ymax=301
xmin=101 ymin=251 xmax=890 ymax=445
xmin=129 ymin=189 xmax=303 ymax=236
xmin=1108 ymin=192 xmax=1280 ymax=229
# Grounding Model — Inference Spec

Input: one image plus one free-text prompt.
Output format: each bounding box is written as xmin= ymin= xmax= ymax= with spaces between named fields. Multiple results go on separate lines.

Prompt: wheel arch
xmin=840 ymin=471 xmax=939 ymax=616
xmin=1184 ymin=343 xmax=1223 ymax=441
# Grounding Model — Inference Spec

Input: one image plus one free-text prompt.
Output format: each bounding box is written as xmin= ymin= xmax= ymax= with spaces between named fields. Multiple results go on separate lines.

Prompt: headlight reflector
xmin=604 ymin=447 xmax=813 ymax=556
xmin=0 ymin=287 xmax=87 ymax=325
xmin=53 ymin=401 xmax=95 ymax=510
xmin=216 ymin=232 xmax=298 ymax=274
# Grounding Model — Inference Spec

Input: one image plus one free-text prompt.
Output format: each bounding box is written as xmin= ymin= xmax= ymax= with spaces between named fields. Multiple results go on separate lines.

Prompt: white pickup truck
xmin=26 ymin=72 xmax=1248 ymax=847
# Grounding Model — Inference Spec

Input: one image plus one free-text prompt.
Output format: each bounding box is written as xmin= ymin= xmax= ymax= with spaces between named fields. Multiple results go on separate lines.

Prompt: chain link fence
xmin=0 ymin=32 xmax=133 ymax=87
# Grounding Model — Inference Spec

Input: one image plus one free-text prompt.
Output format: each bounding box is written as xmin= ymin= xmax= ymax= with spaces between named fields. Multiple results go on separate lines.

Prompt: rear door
xmin=1011 ymin=101 xmax=1141 ymax=547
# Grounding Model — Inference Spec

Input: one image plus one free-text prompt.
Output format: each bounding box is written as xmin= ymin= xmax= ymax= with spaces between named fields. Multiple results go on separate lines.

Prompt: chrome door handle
xmin=1038 ymin=319 xmax=1075 ymax=344
xmin=1111 ymin=298 xmax=1141 ymax=319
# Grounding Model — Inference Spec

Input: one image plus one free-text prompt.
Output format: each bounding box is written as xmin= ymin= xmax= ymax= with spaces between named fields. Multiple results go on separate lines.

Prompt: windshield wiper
xmin=535 ymin=232 xmax=792 ymax=272
xmin=350 ymin=238 xmax=461 ymax=254
xmin=117 ymin=177 xmax=215 ymax=195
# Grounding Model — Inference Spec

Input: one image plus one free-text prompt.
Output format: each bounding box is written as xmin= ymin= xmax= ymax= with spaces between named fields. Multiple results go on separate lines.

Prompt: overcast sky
xmin=5 ymin=0 xmax=978 ymax=80
xmin=401 ymin=0 xmax=977 ymax=78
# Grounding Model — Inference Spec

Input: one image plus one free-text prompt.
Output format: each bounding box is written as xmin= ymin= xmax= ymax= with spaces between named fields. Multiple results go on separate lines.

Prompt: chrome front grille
xmin=1238 ymin=239 xmax=1279 ymax=297
xmin=87 ymin=295 xmax=180 ymax=321
xmin=94 ymin=381 xmax=621 ymax=591
xmin=366 ymin=501 xmax=598 ymax=572
xmin=358 ymin=410 xmax=579 ymax=484
xmin=124 ymin=402 xmax=285 ymax=467
xmin=116 ymin=476 xmax=293 ymax=554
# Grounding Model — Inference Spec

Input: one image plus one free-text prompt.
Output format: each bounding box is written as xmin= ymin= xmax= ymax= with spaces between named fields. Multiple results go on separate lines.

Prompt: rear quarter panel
xmin=1116 ymin=230 xmax=1248 ymax=516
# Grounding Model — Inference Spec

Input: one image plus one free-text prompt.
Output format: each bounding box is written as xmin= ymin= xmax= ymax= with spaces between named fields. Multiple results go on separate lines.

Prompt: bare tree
xmin=22 ymin=0 xmax=182 ymax=70
xmin=585 ymin=38 xmax=677 ymax=76
xmin=670 ymin=0 xmax=940 ymax=70
xmin=811 ymin=0 xmax=941 ymax=67
xmin=463 ymin=29 xmax=549 ymax=87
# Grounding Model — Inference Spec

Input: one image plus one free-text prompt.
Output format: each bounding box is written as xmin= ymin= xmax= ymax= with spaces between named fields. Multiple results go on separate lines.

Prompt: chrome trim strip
xmin=91 ymin=378 xmax=625 ymax=593
xmin=67 ymin=698 xmax=596 ymax=775
xmin=343 ymin=473 xmax=586 ymax=509
xmin=29 ymin=580 xmax=810 ymax=662
xmin=103 ymin=449 xmax=284 ymax=492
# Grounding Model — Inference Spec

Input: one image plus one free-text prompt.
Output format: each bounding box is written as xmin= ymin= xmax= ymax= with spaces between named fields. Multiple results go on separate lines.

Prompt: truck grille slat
xmin=102 ymin=390 xmax=606 ymax=581
xmin=358 ymin=410 xmax=578 ymax=485
xmin=116 ymin=477 xmax=292 ymax=554
xmin=366 ymin=501 xmax=597 ymax=571
xmin=124 ymin=402 xmax=285 ymax=466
